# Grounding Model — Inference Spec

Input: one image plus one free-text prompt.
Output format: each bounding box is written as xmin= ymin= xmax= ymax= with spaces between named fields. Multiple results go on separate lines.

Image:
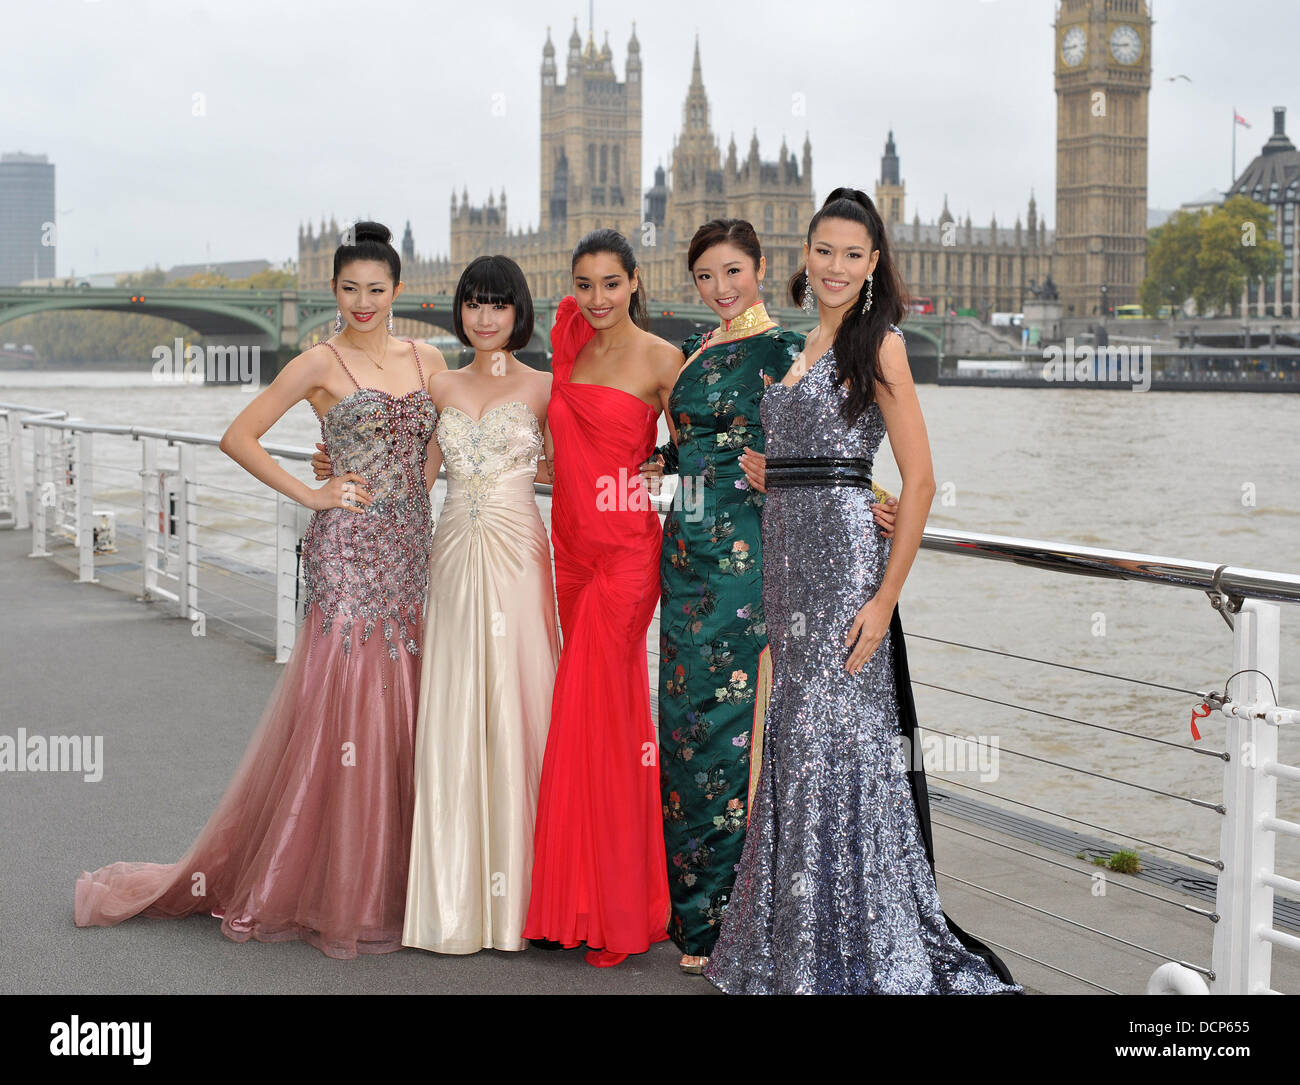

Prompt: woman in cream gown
xmin=404 ymin=396 xmax=557 ymax=953
xmin=406 ymin=258 xmax=559 ymax=954
xmin=313 ymin=255 xmax=559 ymax=954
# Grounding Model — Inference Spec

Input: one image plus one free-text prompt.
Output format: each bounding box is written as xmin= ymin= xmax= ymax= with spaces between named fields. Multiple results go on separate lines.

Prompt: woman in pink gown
xmin=73 ymin=222 xmax=443 ymax=958
xmin=522 ymin=229 xmax=682 ymax=966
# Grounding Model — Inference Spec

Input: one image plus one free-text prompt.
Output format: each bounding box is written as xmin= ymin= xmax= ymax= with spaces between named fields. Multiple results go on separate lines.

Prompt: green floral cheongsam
xmin=657 ymin=301 xmax=804 ymax=957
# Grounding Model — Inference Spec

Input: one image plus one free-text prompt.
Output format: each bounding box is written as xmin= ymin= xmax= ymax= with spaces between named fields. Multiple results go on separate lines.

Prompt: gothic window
xmin=587 ymin=144 xmax=595 ymax=180
xmin=600 ymin=145 xmax=608 ymax=183
xmin=764 ymin=204 xmax=774 ymax=232
xmin=614 ymin=144 xmax=621 ymax=182
xmin=788 ymin=206 xmax=797 ymax=232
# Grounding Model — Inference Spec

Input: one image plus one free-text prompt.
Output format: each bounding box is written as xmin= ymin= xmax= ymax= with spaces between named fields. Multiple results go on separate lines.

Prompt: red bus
xmin=908 ymin=296 xmax=934 ymax=315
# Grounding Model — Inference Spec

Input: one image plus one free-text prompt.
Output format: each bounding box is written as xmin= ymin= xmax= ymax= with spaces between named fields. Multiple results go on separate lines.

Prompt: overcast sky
xmin=5 ymin=0 xmax=1294 ymax=277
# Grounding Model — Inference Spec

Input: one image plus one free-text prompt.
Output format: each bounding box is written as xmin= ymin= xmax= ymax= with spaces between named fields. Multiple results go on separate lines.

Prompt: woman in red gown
xmin=523 ymin=229 xmax=682 ymax=966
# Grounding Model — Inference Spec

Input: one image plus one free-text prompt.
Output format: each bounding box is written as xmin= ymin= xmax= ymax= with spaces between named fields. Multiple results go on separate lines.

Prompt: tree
xmin=244 ymin=269 xmax=297 ymax=290
xmin=1140 ymin=211 xmax=1199 ymax=316
xmin=1141 ymin=196 xmax=1280 ymax=317
xmin=1195 ymin=196 xmax=1281 ymax=315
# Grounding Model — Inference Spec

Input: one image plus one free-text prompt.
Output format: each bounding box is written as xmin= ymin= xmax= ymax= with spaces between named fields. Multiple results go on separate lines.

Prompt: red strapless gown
xmin=522 ymin=297 xmax=670 ymax=955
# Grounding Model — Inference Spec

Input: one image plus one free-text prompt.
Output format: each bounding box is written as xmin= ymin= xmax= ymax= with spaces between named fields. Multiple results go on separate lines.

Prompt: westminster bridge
xmin=0 ymin=285 xmax=949 ymax=381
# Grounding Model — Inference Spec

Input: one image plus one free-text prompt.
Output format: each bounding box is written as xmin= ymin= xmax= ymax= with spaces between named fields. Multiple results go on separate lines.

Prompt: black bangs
xmin=464 ymin=288 xmax=511 ymax=306
xmin=460 ymin=254 xmax=525 ymax=307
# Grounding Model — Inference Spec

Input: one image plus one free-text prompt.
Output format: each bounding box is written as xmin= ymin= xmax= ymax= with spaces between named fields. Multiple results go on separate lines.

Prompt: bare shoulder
xmin=281 ymin=341 xmax=334 ymax=384
xmin=644 ymin=330 xmax=685 ymax=373
xmin=520 ymin=363 xmax=552 ymax=413
xmin=878 ymin=328 xmax=911 ymax=383
xmin=521 ymin=363 xmax=552 ymax=395
xmin=413 ymin=340 xmax=449 ymax=373
xmin=427 ymin=365 xmax=459 ymax=403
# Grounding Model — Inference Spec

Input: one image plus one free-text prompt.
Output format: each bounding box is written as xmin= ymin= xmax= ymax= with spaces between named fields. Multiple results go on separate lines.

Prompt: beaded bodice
xmin=301 ymin=340 xmax=436 ymax=658
xmin=435 ymin=400 xmax=542 ymax=524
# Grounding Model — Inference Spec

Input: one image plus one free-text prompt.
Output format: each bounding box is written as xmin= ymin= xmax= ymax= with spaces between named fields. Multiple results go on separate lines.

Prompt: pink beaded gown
xmin=74 ymin=340 xmax=436 ymax=959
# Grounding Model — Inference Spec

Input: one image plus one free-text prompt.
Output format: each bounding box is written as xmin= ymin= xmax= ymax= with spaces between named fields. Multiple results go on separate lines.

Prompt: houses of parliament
xmin=299 ymin=1 xmax=1152 ymax=327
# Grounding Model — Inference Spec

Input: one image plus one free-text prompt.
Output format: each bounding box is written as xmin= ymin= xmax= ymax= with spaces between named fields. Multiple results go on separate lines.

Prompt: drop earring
xmin=333 ymin=309 xmax=344 ymax=334
xmin=800 ymin=271 xmax=816 ymax=313
xmin=860 ymin=273 xmax=874 ymax=316
xmin=386 ymin=310 xmax=394 ymax=333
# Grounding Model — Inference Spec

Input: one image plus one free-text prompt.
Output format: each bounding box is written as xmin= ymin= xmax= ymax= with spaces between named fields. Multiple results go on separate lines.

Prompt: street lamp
xmin=1100 ymin=284 xmax=1109 ymax=321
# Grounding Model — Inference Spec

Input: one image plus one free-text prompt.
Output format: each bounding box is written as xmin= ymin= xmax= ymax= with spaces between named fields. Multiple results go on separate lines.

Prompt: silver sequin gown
xmin=704 ymin=337 xmax=1021 ymax=995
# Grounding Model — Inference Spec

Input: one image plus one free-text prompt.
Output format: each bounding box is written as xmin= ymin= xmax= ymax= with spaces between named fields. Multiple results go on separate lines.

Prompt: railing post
xmin=0 ymin=411 xmax=10 ymax=528
xmin=0 ymin=411 xmax=31 ymax=530
xmin=75 ymin=429 xmax=96 ymax=583
xmin=12 ymin=413 xmax=29 ymax=531
xmin=274 ymin=491 xmax=302 ymax=664
xmin=140 ymin=437 xmax=161 ymax=600
xmin=28 ymin=426 xmax=50 ymax=558
xmin=175 ymin=442 xmax=199 ymax=622
xmin=1210 ymin=599 xmax=1281 ymax=994
xmin=55 ymin=430 xmax=76 ymax=540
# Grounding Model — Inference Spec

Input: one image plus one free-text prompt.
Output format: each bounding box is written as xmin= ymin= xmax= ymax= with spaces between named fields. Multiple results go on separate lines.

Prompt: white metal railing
xmin=918 ymin=529 xmax=1299 ymax=996
xmin=0 ymin=399 xmax=1295 ymax=994
xmin=1203 ymin=600 xmax=1300 ymax=994
xmin=0 ymin=403 xmax=65 ymax=532
xmin=4 ymin=403 xmax=314 ymax=662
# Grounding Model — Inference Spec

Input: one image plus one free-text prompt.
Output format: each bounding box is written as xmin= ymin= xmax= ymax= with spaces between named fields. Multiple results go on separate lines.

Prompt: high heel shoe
xmin=679 ymin=954 xmax=708 ymax=974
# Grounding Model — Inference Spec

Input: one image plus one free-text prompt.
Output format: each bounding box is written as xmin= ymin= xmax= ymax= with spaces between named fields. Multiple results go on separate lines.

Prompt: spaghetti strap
xmin=321 ymin=340 xmax=362 ymax=391
xmin=406 ymin=338 xmax=425 ymax=386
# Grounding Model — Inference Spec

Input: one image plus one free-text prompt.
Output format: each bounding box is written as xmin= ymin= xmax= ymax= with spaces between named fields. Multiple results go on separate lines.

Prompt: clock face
xmin=1062 ymin=26 xmax=1086 ymax=67
xmin=1110 ymin=24 xmax=1142 ymax=65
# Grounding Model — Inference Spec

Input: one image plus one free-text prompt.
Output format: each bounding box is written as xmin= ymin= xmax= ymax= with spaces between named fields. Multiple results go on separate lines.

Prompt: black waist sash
xmin=765 ymin=456 xmax=874 ymax=490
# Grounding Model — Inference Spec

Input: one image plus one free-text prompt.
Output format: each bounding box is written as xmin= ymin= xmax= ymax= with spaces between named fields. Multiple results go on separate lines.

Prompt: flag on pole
xmin=1235 ymin=110 xmax=1252 ymax=128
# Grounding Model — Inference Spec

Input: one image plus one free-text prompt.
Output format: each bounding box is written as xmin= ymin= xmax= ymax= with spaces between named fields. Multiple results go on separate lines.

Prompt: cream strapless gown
xmin=402 ymin=400 xmax=560 ymax=953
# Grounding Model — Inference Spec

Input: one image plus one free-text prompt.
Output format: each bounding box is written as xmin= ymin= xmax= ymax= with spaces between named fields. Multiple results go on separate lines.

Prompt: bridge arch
xmin=0 ymin=288 xmax=280 ymax=341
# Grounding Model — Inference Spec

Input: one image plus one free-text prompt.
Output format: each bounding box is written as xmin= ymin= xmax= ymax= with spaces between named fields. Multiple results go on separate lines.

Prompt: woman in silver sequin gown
xmin=705 ymin=191 xmax=1019 ymax=995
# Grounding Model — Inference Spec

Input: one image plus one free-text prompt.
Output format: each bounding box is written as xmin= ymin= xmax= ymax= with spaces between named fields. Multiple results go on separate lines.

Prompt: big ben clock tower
xmin=1054 ymin=0 xmax=1151 ymax=318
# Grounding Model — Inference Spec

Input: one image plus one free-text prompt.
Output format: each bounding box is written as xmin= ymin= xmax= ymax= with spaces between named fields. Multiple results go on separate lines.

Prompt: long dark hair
xmin=571 ymin=228 xmax=648 ymax=330
xmin=332 ymin=220 xmax=401 ymax=284
xmin=687 ymin=218 xmax=762 ymax=273
xmin=789 ymin=188 xmax=907 ymax=425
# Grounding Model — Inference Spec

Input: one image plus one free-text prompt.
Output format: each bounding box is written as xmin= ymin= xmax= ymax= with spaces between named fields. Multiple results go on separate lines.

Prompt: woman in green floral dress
xmin=644 ymin=220 xmax=896 ymax=973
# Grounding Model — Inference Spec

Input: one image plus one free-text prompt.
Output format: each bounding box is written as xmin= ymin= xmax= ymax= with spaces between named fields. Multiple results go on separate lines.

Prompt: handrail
xmin=12 ymin=407 xmax=1299 ymax=601
xmin=13 ymin=412 xmax=559 ymax=488
xmin=920 ymin=527 xmax=1300 ymax=604
xmin=19 ymin=416 xmax=314 ymax=461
